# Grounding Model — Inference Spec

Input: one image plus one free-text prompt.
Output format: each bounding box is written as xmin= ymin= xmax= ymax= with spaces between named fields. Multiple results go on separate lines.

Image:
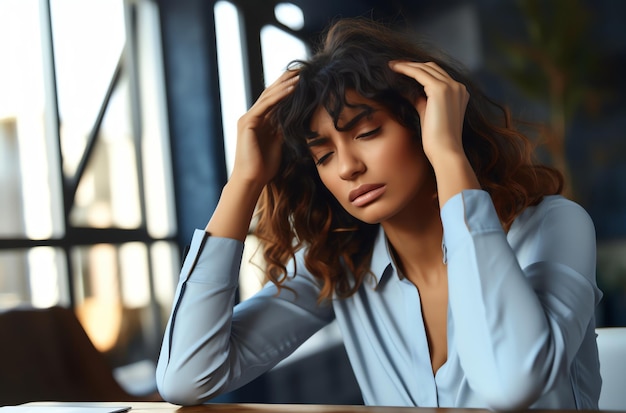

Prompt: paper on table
xmin=0 ymin=405 xmax=131 ymax=413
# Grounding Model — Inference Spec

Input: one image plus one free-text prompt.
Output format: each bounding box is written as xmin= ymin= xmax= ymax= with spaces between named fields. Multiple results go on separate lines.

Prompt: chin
xmin=349 ymin=209 xmax=394 ymax=225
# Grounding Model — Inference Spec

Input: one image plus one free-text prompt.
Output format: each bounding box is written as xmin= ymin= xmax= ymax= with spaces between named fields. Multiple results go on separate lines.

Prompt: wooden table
xmin=18 ymin=402 xmax=605 ymax=413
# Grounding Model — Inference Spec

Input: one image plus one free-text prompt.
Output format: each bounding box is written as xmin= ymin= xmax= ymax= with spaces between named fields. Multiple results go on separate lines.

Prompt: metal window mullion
xmin=123 ymin=1 xmax=147 ymax=230
xmin=38 ymin=0 xmax=75 ymax=308
xmin=66 ymin=54 xmax=124 ymax=209
xmin=123 ymin=0 xmax=163 ymax=355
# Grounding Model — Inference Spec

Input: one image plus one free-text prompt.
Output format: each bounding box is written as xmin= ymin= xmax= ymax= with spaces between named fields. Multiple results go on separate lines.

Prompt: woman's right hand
xmin=205 ymin=70 xmax=298 ymax=240
xmin=230 ymin=70 xmax=300 ymax=191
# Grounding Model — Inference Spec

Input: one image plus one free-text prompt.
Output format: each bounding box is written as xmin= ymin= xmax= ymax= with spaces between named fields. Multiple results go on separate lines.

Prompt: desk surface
xmin=21 ymin=402 xmax=604 ymax=413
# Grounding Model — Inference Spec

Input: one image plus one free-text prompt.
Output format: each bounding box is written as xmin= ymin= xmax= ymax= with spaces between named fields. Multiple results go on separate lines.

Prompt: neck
xmin=382 ymin=199 xmax=446 ymax=286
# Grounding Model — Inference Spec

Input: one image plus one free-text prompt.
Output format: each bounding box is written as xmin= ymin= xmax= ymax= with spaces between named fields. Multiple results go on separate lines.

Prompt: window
xmin=260 ymin=24 xmax=308 ymax=86
xmin=0 ymin=0 xmax=177 ymax=370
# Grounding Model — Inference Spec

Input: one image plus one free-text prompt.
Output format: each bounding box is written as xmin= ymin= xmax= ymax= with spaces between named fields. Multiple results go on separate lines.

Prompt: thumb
xmin=415 ymin=95 xmax=427 ymax=121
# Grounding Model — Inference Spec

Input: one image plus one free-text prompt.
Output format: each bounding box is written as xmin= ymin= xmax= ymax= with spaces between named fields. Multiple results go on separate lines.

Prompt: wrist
xmin=425 ymin=143 xmax=465 ymax=169
xmin=431 ymin=151 xmax=480 ymax=208
xmin=205 ymin=180 xmax=263 ymax=241
xmin=223 ymin=178 xmax=265 ymax=208
xmin=227 ymin=173 xmax=266 ymax=197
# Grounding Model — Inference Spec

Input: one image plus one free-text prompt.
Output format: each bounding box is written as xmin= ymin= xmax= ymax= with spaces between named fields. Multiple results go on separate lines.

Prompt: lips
xmin=349 ymin=184 xmax=386 ymax=207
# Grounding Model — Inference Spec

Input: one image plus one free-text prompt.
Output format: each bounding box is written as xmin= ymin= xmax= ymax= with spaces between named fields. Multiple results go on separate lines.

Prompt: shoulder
xmin=510 ymin=195 xmax=597 ymax=277
xmin=514 ymin=195 xmax=595 ymax=234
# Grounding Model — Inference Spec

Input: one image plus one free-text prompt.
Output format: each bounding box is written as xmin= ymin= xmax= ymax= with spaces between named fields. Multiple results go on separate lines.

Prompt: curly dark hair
xmin=253 ymin=17 xmax=563 ymax=301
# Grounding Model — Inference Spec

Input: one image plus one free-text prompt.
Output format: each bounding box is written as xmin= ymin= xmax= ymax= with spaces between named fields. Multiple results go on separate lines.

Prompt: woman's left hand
xmin=389 ymin=61 xmax=469 ymax=167
xmin=389 ymin=60 xmax=479 ymax=207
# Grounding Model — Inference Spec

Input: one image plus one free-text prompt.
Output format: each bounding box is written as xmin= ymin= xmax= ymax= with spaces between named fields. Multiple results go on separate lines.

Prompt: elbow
xmin=477 ymin=374 xmax=542 ymax=411
xmin=156 ymin=365 xmax=228 ymax=406
xmin=157 ymin=375 xmax=205 ymax=406
xmin=157 ymin=375 xmax=225 ymax=406
xmin=469 ymin=333 xmax=559 ymax=410
xmin=474 ymin=352 xmax=559 ymax=411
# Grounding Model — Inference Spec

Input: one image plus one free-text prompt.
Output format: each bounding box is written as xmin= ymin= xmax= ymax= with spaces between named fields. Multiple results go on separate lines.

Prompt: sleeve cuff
xmin=179 ymin=229 xmax=244 ymax=287
xmin=441 ymin=190 xmax=503 ymax=255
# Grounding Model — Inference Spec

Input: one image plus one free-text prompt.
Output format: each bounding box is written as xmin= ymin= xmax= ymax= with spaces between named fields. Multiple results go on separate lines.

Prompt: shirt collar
xmin=369 ymin=225 xmax=398 ymax=286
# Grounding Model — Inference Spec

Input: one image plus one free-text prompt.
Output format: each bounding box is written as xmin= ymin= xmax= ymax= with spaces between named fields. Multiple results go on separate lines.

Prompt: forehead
xmin=309 ymin=90 xmax=380 ymax=131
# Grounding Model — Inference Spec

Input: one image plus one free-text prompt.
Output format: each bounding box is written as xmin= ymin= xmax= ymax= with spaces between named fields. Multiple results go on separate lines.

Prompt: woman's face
xmin=307 ymin=91 xmax=435 ymax=225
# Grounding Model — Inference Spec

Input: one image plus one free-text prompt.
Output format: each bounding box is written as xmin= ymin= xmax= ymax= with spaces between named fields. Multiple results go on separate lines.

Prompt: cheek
xmin=318 ymin=172 xmax=342 ymax=199
xmin=399 ymin=139 xmax=427 ymax=166
xmin=386 ymin=144 xmax=430 ymax=186
xmin=376 ymin=142 xmax=415 ymax=170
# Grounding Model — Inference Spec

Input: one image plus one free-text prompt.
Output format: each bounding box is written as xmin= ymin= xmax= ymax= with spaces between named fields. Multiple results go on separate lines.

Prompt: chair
xmin=0 ymin=305 xmax=160 ymax=406
xmin=596 ymin=327 xmax=626 ymax=410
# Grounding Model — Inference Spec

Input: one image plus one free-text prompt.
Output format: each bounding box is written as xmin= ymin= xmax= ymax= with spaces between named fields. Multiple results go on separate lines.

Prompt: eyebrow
xmin=306 ymin=107 xmax=376 ymax=147
xmin=306 ymin=137 xmax=328 ymax=148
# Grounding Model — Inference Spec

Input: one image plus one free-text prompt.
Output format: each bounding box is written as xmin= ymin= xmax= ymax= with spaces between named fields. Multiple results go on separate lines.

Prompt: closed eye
xmin=357 ymin=126 xmax=381 ymax=139
xmin=315 ymin=152 xmax=333 ymax=166
xmin=307 ymin=136 xmax=332 ymax=166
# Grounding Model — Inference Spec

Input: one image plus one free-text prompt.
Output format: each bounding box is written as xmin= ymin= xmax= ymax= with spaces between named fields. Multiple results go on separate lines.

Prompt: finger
xmin=421 ymin=62 xmax=453 ymax=80
xmin=258 ymin=70 xmax=299 ymax=104
xmin=415 ymin=95 xmax=427 ymax=121
xmin=390 ymin=61 xmax=449 ymax=83
xmin=249 ymin=72 xmax=299 ymax=119
xmin=266 ymin=68 xmax=300 ymax=90
xmin=391 ymin=60 xmax=469 ymax=109
xmin=390 ymin=60 xmax=447 ymax=75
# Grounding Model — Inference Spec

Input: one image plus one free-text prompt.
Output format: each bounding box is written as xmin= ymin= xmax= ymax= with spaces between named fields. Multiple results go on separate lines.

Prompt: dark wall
xmin=157 ymin=0 xmax=228 ymax=249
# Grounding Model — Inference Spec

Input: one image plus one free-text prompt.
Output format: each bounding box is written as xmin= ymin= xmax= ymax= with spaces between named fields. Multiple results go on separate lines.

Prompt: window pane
xmin=71 ymin=240 xmax=178 ymax=365
xmin=50 ymin=0 xmax=126 ymax=177
xmin=151 ymin=241 xmax=180 ymax=328
xmin=214 ymin=0 xmax=248 ymax=177
xmin=72 ymin=243 xmax=145 ymax=362
xmin=260 ymin=24 xmax=309 ymax=86
xmin=69 ymin=74 xmax=142 ymax=229
xmin=72 ymin=243 xmax=124 ymax=356
xmin=0 ymin=120 xmax=24 ymax=238
xmin=274 ymin=2 xmax=305 ymax=31
xmin=0 ymin=0 xmax=61 ymax=239
xmin=0 ymin=249 xmax=26 ymax=309
xmin=0 ymin=247 xmax=69 ymax=310
xmin=137 ymin=1 xmax=177 ymax=238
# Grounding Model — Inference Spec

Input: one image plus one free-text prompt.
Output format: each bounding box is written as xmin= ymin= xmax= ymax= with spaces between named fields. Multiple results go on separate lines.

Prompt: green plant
xmin=492 ymin=0 xmax=605 ymax=199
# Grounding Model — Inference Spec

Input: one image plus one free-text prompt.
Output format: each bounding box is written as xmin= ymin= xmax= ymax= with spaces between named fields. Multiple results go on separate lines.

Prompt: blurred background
xmin=0 ymin=0 xmax=625 ymax=406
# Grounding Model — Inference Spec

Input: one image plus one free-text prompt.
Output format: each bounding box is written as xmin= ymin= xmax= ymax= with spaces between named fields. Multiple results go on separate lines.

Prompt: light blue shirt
xmin=156 ymin=190 xmax=602 ymax=410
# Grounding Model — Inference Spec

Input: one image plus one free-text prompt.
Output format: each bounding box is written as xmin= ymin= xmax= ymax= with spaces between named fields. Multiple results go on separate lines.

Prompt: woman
xmin=156 ymin=18 xmax=602 ymax=410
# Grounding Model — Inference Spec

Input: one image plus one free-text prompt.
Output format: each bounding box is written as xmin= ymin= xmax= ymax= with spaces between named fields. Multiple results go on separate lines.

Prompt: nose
xmin=337 ymin=147 xmax=365 ymax=180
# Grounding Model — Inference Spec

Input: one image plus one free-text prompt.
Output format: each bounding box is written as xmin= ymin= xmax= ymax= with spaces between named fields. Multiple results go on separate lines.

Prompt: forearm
xmin=156 ymin=235 xmax=334 ymax=405
xmin=431 ymin=150 xmax=480 ymax=208
xmin=442 ymin=191 xmax=549 ymax=409
xmin=206 ymin=178 xmax=264 ymax=241
xmin=156 ymin=232 xmax=244 ymax=405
